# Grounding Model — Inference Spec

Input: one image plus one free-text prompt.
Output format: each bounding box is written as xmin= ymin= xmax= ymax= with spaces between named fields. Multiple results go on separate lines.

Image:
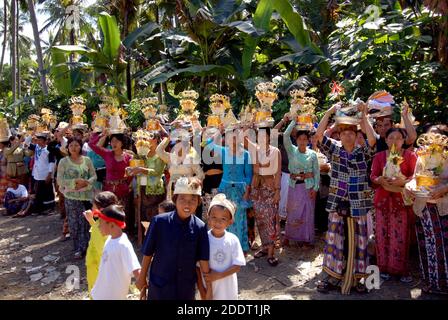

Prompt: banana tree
xmin=241 ymin=0 xmax=330 ymax=79
xmin=128 ymin=0 xmax=264 ymax=116
xmin=50 ymin=12 xmax=126 ymax=99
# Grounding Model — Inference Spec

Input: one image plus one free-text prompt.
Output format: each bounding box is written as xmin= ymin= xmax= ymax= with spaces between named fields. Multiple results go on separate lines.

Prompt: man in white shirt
xmin=28 ymin=132 xmax=55 ymax=215
xmin=4 ymin=178 xmax=30 ymax=217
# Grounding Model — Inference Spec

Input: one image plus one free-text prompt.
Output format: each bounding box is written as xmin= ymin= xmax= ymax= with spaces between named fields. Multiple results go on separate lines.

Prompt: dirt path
xmin=0 ymin=210 xmax=446 ymax=300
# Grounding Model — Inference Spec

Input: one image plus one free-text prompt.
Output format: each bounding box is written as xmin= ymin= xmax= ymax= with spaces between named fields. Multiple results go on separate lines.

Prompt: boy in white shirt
xmin=203 ymin=194 xmax=246 ymax=300
xmin=91 ymin=204 xmax=141 ymax=300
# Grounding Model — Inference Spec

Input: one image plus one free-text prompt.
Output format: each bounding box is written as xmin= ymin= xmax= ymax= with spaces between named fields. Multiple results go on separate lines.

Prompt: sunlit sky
xmin=8 ymin=0 xmax=98 ymax=59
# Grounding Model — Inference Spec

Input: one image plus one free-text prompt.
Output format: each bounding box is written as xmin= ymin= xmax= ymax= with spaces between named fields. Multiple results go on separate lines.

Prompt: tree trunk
xmin=0 ymin=0 xmax=7 ymax=78
xmin=16 ymin=0 xmax=20 ymax=97
xmin=69 ymin=27 xmax=75 ymax=62
xmin=11 ymin=0 xmax=16 ymax=102
xmin=124 ymin=8 xmax=132 ymax=101
xmin=27 ymin=0 xmax=48 ymax=95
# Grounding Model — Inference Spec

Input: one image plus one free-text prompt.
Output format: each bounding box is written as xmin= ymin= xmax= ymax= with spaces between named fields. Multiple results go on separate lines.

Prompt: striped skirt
xmin=322 ymin=211 xmax=369 ymax=294
xmin=415 ymin=203 xmax=448 ymax=294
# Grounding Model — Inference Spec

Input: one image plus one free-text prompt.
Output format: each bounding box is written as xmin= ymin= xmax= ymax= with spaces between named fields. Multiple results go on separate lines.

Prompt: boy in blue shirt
xmin=137 ymin=177 xmax=211 ymax=300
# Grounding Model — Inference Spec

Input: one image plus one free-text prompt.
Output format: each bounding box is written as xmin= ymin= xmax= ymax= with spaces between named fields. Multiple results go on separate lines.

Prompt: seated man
xmin=4 ymin=178 xmax=31 ymax=217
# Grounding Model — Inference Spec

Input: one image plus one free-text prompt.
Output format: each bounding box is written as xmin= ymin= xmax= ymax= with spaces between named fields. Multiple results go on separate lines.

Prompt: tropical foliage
xmin=0 ymin=0 xmax=446 ymax=129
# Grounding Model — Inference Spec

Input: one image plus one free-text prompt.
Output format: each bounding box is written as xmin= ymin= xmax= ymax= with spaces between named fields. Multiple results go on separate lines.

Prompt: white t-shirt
xmin=208 ymin=230 xmax=246 ymax=300
xmin=91 ymin=233 xmax=141 ymax=300
xmin=6 ymin=185 xmax=28 ymax=198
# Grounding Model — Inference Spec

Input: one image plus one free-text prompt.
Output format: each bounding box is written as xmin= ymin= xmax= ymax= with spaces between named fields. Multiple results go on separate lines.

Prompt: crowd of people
xmin=0 ymin=89 xmax=447 ymax=300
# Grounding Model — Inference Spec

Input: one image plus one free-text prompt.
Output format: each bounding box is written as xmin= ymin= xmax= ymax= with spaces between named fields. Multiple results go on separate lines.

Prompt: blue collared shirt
xmin=142 ymin=210 xmax=209 ymax=300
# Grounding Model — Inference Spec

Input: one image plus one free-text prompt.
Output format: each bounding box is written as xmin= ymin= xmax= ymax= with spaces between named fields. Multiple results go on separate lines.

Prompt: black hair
xmin=158 ymin=200 xmax=176 ymax=213
xmin=357 ymin=130 xmax=367 ymax=139
xmin=94 ymin=191 xmax=119 ymax=209
xmin=110 ymin=133 xmax=128 ymax=149
xmin=385 ymin=127 xmax=407 ymax=140
xmin=295 ymin=130 xmax=311 ymax=140
xmin=101 ymin=204 xmax=126 ymax=223
xmin=257 ymin=127 xmax=271 ymax=137
xmin=72 ymin=128 xmax=85 ymax=138
xmin=66 ymin=137 xmax=83 ymax=156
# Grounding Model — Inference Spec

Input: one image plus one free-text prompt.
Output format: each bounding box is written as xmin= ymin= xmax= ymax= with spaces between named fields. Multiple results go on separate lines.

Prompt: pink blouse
xmin=88 ymin=133 xmax=132 ymax=182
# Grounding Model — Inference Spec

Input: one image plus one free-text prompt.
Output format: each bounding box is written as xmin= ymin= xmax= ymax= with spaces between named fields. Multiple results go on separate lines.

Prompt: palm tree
xmin=11 ymin=0 xmax=16 ymax=101
xmin=27 ymin=0 xmax=48 ymax=95
xmin=38 ymin=0 xmax=97 ymax=50
xmin=0 ymin=1 xmax=8 ymax=77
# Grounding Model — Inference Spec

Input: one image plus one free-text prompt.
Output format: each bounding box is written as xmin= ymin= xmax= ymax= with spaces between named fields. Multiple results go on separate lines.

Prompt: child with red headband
xmin=83 ymin=191 xmax=118 ymax=296
xmin=91 ymin=204 xmax=141 ymax=300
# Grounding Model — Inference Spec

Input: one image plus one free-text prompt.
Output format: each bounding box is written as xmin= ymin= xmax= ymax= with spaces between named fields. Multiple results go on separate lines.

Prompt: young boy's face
xmin=98 ymin=218 xmax=113 ymax=236
xmin=175 ymin=194 xmax=199 ymax=220
xmin=208 ymin=206 xmax=233 ymax=235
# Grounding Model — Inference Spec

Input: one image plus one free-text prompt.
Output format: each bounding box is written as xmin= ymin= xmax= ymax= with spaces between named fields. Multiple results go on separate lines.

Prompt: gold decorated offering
xmin=109 ymin=106 xmax=120 ymax=116
xmin=207 ymin=115 xmax=221 ymax=127
xmin=98 ymin=104 xmax=111 ymax=117
xmin=41 ymin=108 xmax=52 ymax=115
xmin=71 ymin=115 xmax=84 ymax=125
xmin=129 ymin=159 xmax=145 ymax=167
xmin=416 ymin=174 xmax=440 ymax=188
xmin=142 ymin=106 xmax=158 ymax=119
xmin=208 ymin=94 xmax=231 ymax=128
xmin=255 ymin=82 xmax=278 ymax=110
xmin=290 ymin=89 xmax=317 ymax=131
xmin=93 ymin=116 xmax=108 ymax=132
xmin=27 ymin=115 xmax=41 ymax=129
xmin=69 ymin=96 xmax=86 ymax=116
xmin=176 ymin=90 xmax=200 ymax=123
xmin=296 ymin=115 xmax=313 ymax=130
xmin=414 ymin=133 xmax=448 ymax=190
xmin=0 ymin=118 xmax=11 ymax=141
xmin=48 ymin=115 xmax=58 ymax=129
xmin=210 ymin=94 xmax=230 ymax=117
xmin=36 ymin=123 xmax=48 ymax=133
xmin=146 ymin=119 xmax=160 ymax=131
xmin=255 ymin=110 xmax=272 ymax=123
xmin=239 ymin=104 xmax=255 ymax=126
xmin=180 ymin=99 xmax=197 ymax=113
xmin=118 ymin=108 xmax=128 ymax=120
xmin=253 ymin=82 xmax=277 ymax=128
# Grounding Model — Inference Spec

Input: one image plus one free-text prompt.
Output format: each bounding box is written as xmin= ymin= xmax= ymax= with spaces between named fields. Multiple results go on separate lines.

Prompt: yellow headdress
xmin=289 ymin=89 xmax=318 ymax=131
xmin=254 ymin=82 xmax=277 ymax=128
xmin=140 ymin=97 xmax=161 ymax=131
xmin=178 ymin=90 xmax=200 ymax=122
xmin=207 ymin=94 xmax=231 ymax=127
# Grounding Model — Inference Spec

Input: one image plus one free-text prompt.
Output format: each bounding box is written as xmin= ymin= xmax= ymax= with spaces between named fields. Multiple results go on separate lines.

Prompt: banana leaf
xmin=98 ymin=12 xmax=121 ymax=64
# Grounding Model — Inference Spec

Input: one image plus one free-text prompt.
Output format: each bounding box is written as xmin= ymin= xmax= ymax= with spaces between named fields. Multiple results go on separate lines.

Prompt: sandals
xmin=400 ymin=275 xmax=413 ymax=283
xmin=355 ymin=282 xmax=367 ymax=294
xmin=267 ymin=257 xmax=279 ymax=267
xmin=317 ymin=280 xmax=339 ymax=293
xmin=254 ymin=250 xmax=268 ymax=258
